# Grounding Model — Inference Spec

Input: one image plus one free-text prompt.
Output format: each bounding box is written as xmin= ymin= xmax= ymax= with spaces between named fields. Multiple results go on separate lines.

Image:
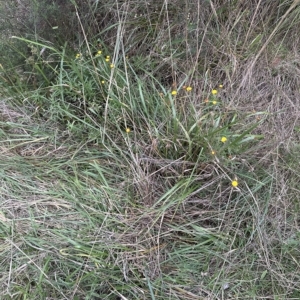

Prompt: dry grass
xmin=0 ymin=0 xmax=300 ymax=299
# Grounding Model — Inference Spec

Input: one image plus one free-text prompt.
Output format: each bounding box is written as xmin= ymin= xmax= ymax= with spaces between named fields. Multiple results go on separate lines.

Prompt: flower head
xmin=211 ymin=150 xmax=216 ymax=155
xmin=171 ymin=90 xmax=177 ymax=96
xmin=101 ymin=80 xmax=105 ymax=84
xmin=231 ymin=180 xmax=238 ymax=187
xmin=186 ymin=86 xmax=192 ymax=92
xmin=96 ymin=50 xmax=102 ymax=56
xmin=212 ymin=100 xmax=217 ymax=105
xmin=110 ymin=64 xmax=114 ymax=68
xmin=75 ymin=53 xmax=81 ymax=59
xmin=221 ymin=136 xmax=227 ymax=143
xmin=212 ymin=89 xmax=218 ymax=95
xmin=125 ymin=127 xmax=131 ymax=133
xmin=219 ymin=84 xmax=223 ymax=88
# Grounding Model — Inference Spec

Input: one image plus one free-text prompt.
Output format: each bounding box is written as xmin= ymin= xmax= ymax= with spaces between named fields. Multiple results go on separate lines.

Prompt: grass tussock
xmin=1 ymin=0 xmax=300 ymax=299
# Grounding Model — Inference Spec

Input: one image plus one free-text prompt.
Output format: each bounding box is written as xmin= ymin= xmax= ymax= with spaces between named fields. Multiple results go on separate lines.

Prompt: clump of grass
xmin=1 ymin=0 xmax=300 ymax=299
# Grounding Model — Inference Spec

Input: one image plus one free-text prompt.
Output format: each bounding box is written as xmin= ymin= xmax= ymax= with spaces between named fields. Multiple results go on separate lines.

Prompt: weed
xmin=1 ymin=0 xmax=300 ymax=299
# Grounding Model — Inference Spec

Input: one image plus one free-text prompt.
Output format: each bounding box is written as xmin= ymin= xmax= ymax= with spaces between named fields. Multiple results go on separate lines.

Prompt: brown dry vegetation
xmin=0 ymin=0 xmax=300 ymax=299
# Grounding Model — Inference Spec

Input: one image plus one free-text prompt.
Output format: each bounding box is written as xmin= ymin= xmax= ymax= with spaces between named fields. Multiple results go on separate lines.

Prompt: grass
xmin=1 ymin=0 xmax=300 ymax=299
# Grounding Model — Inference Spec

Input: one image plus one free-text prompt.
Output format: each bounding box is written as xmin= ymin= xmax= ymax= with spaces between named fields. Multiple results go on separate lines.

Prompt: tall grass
xmin=1 ymin=0 xmax=300 ymax=299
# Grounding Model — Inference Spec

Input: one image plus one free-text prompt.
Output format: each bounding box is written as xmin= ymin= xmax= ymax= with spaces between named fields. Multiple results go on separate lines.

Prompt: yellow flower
xmin=212 ymin=89 xmax=218 ymax=95
xmin=75 ymin=53 xmax=81 ymax=59
xmin=231 ymin=180 xmax=238 ymax=187
xmin=221 ymin=136 xmax=227 ymax=143
xmin=211 ymin=150 xmax=216 ymax=155
xmin=101 ymin=80 xmax=105 ymax=84
xmin=105 ymin=58 xmax=110 ymax=62
xmin=171 ymin=90 xmax=177 ymax=95
xmin=96 ymin=50 xmax=102 ymax=56
xmin=212 ymin=100 xmax=217 ymax=105
xmin=125 ymin=128 xmax=131 ymax=133
xmin=186 ymin=86 xmax=192 ymax=92
xmin=110 ymin=64 xmax=114 ymax=68
xmin=219 ymin=84 xmax=223 ymax=88
xmin=106 ymin=55 xmax=110 ymax=59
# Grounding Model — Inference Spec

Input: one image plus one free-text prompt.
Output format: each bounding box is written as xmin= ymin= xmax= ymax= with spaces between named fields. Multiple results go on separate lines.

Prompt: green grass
xmin=1 ymin=0 xmax=300 ymax=299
